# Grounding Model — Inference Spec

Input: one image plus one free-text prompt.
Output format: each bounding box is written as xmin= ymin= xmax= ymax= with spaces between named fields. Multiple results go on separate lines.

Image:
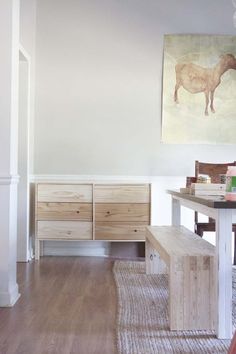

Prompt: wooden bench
xmin=146 ymin=225 xmax=216 ymax=331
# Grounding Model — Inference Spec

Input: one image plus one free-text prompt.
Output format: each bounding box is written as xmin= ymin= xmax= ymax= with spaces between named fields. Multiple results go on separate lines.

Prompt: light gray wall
xmin=34 ymin=0 xmax=236 ymax=176
xmin=20 ymin=0 xmax=36 ymax=56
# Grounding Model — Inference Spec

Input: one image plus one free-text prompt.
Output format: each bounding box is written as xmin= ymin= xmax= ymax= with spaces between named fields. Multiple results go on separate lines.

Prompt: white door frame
xmin=18 ymin=44 xmax=31 ymax=262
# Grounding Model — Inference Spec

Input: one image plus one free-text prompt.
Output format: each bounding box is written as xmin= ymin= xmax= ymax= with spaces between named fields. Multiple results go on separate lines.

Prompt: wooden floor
xmin=0 ymin=257 xmax=117 ymax=354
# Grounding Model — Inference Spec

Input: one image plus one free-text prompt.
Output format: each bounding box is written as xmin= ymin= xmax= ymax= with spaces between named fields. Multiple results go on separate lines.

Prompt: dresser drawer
xmin=37 ymin=184 xmax=92 ymax=203
xmin=37 ymin=221 xmax=92 ymax=240
xmin=37 ymin=203 xmax=92 ymax=221
xmin=95 ymin=222 xmax=147 ymax=240
xmin=94 ymin=184 xmax=150 ymax=203
xmin=95 ymin=203 xmax=150 ymax=222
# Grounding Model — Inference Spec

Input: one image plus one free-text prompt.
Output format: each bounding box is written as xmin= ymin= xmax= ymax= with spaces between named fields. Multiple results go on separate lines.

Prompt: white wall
xmin=34 ymin=0 xmax=236 ymax=176
xmin=20 ymin=0 xmax=36 ymax=55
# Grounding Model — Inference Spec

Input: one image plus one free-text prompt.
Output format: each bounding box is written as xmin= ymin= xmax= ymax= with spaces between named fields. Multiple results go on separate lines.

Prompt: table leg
xmin=171 ymin=197 xmax=181 ymax=226
xmin=215 ymin=209 xmax=232 ymax=339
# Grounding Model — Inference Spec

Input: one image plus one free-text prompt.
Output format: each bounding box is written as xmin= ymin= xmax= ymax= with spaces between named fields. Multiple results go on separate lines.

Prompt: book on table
xmin=190 ymin=183 xmax=226 ymax=196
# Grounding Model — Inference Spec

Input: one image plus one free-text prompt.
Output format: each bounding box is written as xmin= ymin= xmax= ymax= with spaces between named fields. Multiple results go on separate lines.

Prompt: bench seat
xmin=146 ymin=225 xmax=216 ymax=331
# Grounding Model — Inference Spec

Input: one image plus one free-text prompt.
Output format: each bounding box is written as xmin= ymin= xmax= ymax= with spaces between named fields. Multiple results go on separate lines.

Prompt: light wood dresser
xmin=35 ymin=183 xmax=151 ymax=259
xmin=94 ymin=184 xmax=150 ymax=241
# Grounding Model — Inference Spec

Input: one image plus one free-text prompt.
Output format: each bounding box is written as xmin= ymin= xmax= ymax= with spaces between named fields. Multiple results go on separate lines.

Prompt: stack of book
xmin=190 ymin=183 xmax=226 ymax=196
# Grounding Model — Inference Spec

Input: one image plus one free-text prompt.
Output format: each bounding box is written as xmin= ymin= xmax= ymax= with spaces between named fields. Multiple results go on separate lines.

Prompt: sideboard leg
xmin=35 ymin=239 xmax=40 ymax=260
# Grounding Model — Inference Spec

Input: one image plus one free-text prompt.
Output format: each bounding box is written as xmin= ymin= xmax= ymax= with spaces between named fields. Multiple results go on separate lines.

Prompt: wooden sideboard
xmin=35 ymin=183 xmax=151 ymax=259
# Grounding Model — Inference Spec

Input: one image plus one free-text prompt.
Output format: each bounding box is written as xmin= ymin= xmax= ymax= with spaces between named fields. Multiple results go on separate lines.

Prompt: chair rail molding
xmin=31 ymin=174 xmax=156 ymax=183
xmin=0 ymin=174 xmax=20 ymax=185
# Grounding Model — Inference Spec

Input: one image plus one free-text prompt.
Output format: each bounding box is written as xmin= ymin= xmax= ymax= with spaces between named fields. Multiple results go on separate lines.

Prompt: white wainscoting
xmin=31 ymin=175 xmax=193 ymax=257
xmin=42 ymin=241 xmax=111 ymax=257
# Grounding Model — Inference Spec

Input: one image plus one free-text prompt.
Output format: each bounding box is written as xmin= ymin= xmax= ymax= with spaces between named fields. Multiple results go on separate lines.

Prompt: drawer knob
xmin=134 ymin=229 xmax=137 ymax=232
xmin=67 ymin=231 xmax=72 ymax=235
xmin=76 ymin=211 xmax=80 ymax=214
xmin=107 ymin=211 xmax=110 ymax=214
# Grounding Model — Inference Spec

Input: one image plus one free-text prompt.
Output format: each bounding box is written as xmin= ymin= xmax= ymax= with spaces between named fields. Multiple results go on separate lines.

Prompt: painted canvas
xmin=162 ymin=34 xmax=236 ymax=143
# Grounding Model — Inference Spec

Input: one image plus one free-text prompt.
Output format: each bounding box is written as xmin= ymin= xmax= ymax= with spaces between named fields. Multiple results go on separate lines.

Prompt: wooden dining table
xmin=167 ymin=189 xmax=236 ymax=339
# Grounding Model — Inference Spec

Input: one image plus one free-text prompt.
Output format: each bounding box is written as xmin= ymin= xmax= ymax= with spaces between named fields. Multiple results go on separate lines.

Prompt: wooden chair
xmin=194 ymin=161 xmax=236 ymax=265
xmin=228 ymin=330 xmax=236 ymax=354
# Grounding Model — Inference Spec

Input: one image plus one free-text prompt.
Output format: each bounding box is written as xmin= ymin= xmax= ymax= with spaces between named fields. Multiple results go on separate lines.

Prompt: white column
xmin=0 ymin=0 xmax=20 ymax=306
xmin=215 ymin=209 xmax=232 ymax=339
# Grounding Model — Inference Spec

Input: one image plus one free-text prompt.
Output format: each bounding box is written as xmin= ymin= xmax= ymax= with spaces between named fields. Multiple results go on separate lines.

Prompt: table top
xmin=167 ymin=189 xmax=236 ymax=209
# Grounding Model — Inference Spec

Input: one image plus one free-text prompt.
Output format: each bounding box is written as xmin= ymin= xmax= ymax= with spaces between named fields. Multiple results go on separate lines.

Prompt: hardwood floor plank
xmin=0 ymin=257 xmax=117 ymax=354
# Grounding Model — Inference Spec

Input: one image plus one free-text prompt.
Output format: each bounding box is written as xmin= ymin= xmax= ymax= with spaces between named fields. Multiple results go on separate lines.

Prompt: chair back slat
xmin=195 ymin=161 xmax=236 ymax=183
xmin=228 ymin=330 xmax=236 ymax=354
xmin=194 ymin=161 xmax=236 ymax=224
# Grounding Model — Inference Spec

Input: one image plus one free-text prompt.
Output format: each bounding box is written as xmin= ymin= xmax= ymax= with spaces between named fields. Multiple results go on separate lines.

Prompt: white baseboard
xmin=0 ymin=285 xmax=20 ymax=307
xmin=42 ymin=241 xmax=111 ymax=257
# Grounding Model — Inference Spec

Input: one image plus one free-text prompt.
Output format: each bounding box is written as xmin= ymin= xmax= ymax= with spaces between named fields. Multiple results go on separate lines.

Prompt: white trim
xmin=42 ymin=240 xmax=110 ymax=257
xmin=0 ymin=175 xmax=20 ymax=185
xmin=19 ymin=43 xmax=31 ymax=63
xmin=216 ymin=208 xmax=233 ymax=339
xmin=18 ymin=47 xmax=31 ymax=262
xmin=30 ymin=174 xmax=186 ymax=183
xmin=43 ymin=246 xmax=109 ymax=257
xmin=0 ymin=285 xmax=20 ymax=307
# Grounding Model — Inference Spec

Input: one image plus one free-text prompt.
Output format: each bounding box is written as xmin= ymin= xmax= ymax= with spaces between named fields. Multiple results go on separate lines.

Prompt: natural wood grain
xmin=37 ymin=184 xmax=93 ymax=203
xmin=146 ymin=226 xmax=216 ymax=331
xmin=145 ymin=238 xmax=167 ymax=274
xmin=95 ymin=203 xmax=150 ymax=222
xmin=37 ymin=202 xmax=92 ymax=221
xmin=35 ymin=183 xmax=151 ymax=258
xmin=95 ymin=222 xmax=148 ymax=240
xmin=94 ymin=184 xmax=150 ymax=203
xmin=0 ymin=257 xmax=116 ymax=354
xmin=37 ymin=221 xmax=92 ymax=240
xmin=94 ymin=184 xmax=150 ymax=241
xmin=146 ymin=226 xmax=215 ymax=259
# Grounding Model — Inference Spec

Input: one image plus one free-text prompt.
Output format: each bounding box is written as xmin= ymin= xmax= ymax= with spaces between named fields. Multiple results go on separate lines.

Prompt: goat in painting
xmin=174 ymin=54 xmax=236 ymax=115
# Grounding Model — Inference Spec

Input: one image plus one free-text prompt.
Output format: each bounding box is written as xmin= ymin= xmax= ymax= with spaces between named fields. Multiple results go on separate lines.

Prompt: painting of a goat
xmin=174 ymin=54 xmax=236 ymax=115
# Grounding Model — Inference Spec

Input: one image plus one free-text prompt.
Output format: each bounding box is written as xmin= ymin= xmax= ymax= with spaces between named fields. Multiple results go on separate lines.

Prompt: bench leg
xmin=145 ymin=239 xmax=167 ymax=274
xmin=169 ymin=255 xmax=215 ymax=331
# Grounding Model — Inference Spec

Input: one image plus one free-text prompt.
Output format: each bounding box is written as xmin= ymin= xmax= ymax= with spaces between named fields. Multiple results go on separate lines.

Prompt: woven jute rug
xmin=113 ymin=261 xmax=236 ymax=354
